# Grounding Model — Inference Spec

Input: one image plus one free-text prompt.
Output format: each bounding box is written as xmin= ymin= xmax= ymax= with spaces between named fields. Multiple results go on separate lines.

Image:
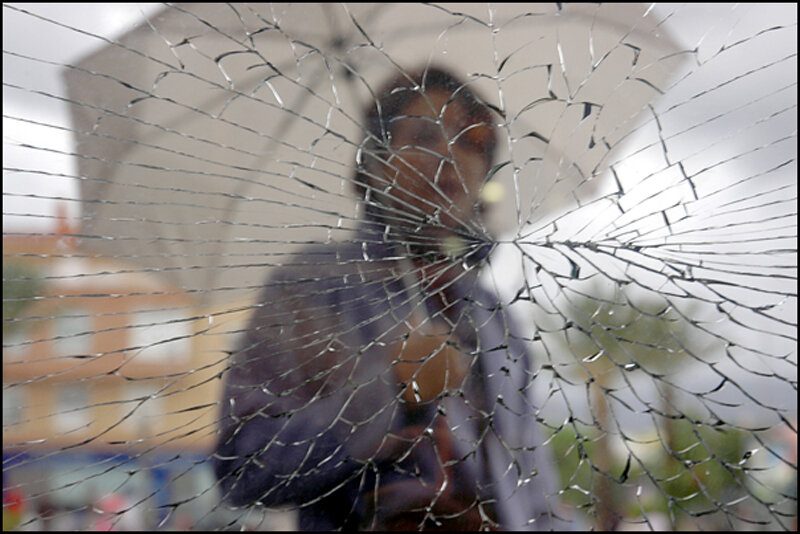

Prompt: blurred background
xmin=3 ymin=3 xmax=796 ymax=530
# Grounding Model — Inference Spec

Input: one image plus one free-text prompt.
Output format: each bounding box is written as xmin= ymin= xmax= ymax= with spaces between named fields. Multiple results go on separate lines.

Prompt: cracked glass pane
xmin=3 ymin=3 xmax=797 ymax=531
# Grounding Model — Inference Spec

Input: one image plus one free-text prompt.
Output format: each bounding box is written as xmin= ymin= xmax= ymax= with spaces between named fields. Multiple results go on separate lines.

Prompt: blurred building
xmin=3 ymin=205 xmax=236 ymax=452
xmin=2 ymin=206 xmax=255 ymax=529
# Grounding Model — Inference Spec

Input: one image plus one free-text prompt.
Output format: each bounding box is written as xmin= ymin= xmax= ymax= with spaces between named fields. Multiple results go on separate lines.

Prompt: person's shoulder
xmin=267 ymin=240 xmax=364 ymax=281
xmin=253 ymin=238 xmax=397 ymax=304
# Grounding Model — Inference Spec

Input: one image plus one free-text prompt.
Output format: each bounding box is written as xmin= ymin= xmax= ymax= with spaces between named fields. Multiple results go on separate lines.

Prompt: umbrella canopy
xmin=64 ymin=3 xmax=685 ymax=306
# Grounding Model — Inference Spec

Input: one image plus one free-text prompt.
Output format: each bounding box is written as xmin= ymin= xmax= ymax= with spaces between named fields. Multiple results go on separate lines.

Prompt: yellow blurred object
xmin=480 ymin=181 xmax=505 ymax=203
xmin=442 ymin=235 xmax=467 ymax=258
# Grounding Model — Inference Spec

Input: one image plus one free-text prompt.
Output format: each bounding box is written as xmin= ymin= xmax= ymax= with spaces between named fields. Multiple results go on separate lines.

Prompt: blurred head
xmin=355 ymin=67 xmax=498 ymax=265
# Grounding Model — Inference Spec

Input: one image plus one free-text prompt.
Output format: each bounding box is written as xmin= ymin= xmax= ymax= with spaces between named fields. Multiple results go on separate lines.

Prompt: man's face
xmin=377 ymin=89 xmax=495 ymax=252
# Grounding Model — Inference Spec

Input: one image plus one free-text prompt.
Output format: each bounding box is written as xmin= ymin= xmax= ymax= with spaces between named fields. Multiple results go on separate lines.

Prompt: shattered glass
xmin=3 ymin=3 xmax=797 ymax=531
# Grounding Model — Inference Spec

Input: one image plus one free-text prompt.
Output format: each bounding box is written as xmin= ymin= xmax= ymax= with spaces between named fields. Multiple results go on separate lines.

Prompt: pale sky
xmin=3 ymin=3 xmax=162 ymax=232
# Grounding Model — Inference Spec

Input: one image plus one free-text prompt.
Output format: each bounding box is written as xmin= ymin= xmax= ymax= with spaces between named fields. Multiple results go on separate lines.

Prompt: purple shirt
xmin=213 ymin=224 xmax=563 ymax=530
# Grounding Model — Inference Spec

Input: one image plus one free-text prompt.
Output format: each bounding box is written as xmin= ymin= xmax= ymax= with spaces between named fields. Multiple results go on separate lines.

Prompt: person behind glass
xmin=213 ymin=66 xmax=563 ymax=530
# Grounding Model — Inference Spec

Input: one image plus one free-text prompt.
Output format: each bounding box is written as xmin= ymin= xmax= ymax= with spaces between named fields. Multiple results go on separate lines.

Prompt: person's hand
xmin=391 ymin=309 xmax=470 ymax=404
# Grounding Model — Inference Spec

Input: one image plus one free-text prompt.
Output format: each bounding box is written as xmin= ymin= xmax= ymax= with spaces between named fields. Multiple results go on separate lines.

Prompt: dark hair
xmin=354 ymin=66 xmax=498 ymax=198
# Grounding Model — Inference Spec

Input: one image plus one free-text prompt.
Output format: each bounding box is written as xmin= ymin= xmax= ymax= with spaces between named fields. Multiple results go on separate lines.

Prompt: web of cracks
xmin=2 ymin=2 xmax=797 ymax=531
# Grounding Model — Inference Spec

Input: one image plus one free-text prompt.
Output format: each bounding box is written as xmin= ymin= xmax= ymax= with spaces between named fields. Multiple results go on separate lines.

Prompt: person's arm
xmin=213 ymin=274 xmax=399 ymax=507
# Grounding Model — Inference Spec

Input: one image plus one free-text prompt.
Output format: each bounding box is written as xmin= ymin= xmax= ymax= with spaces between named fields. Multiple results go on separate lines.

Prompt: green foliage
xmin=543 ymin=279 xmax=753 ymax=528
xmin=3 ymin=261 xmax=43 ymax=337
xmin=548 ymin=419 xmax=749 ymax=529
xmin=559 ymin=283 xmax=694 ymax=380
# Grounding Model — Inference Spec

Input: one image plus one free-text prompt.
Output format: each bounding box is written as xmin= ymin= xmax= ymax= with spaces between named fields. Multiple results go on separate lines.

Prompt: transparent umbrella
xmin=62 ymin=3 xmax=687 ymax=306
